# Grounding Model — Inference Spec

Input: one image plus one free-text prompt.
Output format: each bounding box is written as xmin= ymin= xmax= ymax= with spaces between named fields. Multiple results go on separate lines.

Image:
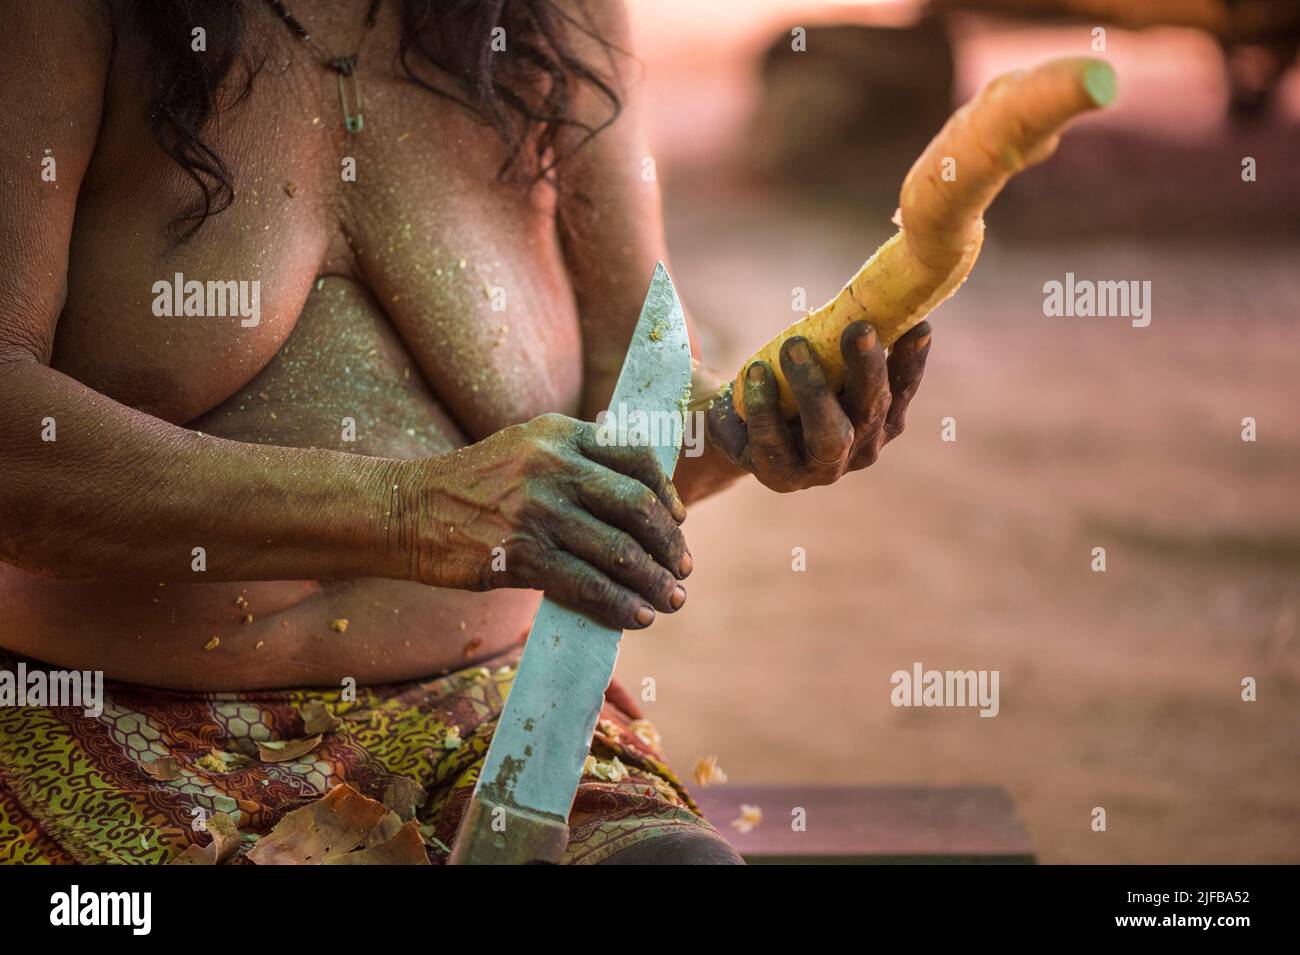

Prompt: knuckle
xmin=525 ymin=438 xmax=565 ymax=470
xmin=632 ymin=443 xmax=659 ymax=470
xmin=634 ymin=489 xmax=659 ymax=521
xmin=605 ymin=533 xmax=640 ymax=571
xmin=651 ymin=570 xmax=677 ymax=604
xmin=830 ymin=418 xmax=855 ymax=450
xmin=664 ymin=524 xmax=687 ymax=557
xmin=747 ymin=420 xmax=784 ymax=451
xmin=497 ymin=537 xmax=536 ymax=583
xmin=577 ymin=571 xmax=614 ymax=609
xmin=517 ymin=490 xmax=548 ymax=524
xmin=875 ymin=389 xmax=894 ymax=419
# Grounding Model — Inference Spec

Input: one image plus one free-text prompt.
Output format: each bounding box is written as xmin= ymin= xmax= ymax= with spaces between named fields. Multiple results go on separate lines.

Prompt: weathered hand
xmin=706 ymin=320 xmax=931 ymax=492
xmin=405 ymin=413 xmax=691 ymax=630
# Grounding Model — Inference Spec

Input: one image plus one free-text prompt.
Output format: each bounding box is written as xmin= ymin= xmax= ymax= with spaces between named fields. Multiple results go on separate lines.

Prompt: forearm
xmin=0 ymin=360 xmax=412 ymax=583
xmin=673 ymin=363 xmax=744 ymax=505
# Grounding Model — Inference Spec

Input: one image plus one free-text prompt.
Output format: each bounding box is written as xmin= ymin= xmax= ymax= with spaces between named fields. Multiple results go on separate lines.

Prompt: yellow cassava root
xmin=733 ymin=56 xmax=1116 ymax=420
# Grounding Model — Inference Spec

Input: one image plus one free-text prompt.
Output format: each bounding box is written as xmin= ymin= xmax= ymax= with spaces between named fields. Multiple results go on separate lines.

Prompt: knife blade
xmin=449 ymin=261 xmax=692 ymax=864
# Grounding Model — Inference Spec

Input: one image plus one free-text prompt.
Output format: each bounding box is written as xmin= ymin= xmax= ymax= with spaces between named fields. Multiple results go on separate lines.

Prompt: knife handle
xmin=448 ymin=793 xmax=569 ymax=865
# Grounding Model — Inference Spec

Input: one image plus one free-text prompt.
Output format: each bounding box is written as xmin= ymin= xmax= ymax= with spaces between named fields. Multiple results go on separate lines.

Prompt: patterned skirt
xmin=0 ymin=646 xmax=723 ymax=864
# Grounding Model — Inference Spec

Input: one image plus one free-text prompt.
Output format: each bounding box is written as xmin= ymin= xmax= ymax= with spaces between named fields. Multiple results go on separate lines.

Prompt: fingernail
xmin=669 ymin=586 xmax=686 ymax=610
xmin=747 ymin=362 xmax=767 ymax=383
xmin=914 ymin=333 xmax=932 ymax=350
xmin=678 ymin=553 xmax=693 ymax=577
xmin=788 ymin=339 xmax=810 ymax=366
xmin=856 ymin=326 xmax=878 ymax=353
xmin=635 ymin=605 xmax=655 ymax=627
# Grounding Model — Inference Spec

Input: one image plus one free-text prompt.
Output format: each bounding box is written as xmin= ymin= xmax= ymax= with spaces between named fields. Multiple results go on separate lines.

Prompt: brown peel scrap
xmin=257 ymin=735 xmax=323 ymax=763
xmin=140 ymin=756 xmax=183 ymax=781
xmin=248 ymin=783 xmax=387 ymax=864
xmin=382 ymin=776 xmax=428 ymax=821
xmin=325 ymin=820 xmax=429 ymax=865
xmin=301 ymin=700 xmax=343 ymax=735
xmin=170 ymin=811 xmax=242 ymax=865
xmin=365 ymin=810 xmax=404 ymax=848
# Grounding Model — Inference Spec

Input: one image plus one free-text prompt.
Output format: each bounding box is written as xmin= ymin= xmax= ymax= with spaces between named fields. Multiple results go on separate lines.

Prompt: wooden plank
xmin=692 ymin=785 xmax=1036 ymax=864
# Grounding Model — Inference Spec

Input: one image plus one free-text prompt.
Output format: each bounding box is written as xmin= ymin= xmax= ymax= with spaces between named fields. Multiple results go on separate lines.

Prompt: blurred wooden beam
xmin=694 ymin=785 xmax=1036 ymax=864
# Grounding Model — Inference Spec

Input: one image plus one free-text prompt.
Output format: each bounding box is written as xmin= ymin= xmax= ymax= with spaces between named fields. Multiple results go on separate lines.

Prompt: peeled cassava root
xmin=732 ymin=56 xmax=1116 ymax=420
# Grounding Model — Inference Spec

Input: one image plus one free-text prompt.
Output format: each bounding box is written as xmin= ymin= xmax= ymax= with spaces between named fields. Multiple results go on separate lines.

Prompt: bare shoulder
xmin=0 ymin=0 xmax=110 ymax=364
xmin=0 ymin=0 xmax=110 ymax=94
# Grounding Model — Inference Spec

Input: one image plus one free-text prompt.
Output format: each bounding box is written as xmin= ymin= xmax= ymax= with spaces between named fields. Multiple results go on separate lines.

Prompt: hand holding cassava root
xmin=732 ymin=56 xmax=1117 ymax=420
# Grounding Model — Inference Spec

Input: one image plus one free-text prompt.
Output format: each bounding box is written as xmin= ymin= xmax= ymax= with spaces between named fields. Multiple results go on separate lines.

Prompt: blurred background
xmin=613 ymin=0 xmax=1300 ymax=863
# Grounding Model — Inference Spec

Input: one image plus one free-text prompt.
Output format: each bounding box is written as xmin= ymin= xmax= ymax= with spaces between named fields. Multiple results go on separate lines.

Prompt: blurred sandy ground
xmin=615 ymin=1 xmax=1300 ymax=862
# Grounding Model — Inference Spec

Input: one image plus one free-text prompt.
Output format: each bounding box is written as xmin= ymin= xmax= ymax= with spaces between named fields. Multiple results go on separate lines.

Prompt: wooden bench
xmin=692 ymin=785 xmax=1036 ymax=864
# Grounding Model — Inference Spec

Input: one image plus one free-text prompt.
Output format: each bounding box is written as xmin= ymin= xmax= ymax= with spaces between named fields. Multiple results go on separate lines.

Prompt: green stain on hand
xmin=1084 ymin=60 xmax=1117 ymax=107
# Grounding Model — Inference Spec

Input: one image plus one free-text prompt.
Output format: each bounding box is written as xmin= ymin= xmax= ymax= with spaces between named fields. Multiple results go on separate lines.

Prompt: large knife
xmin=449 ymin=261 xmax=693 ymax=865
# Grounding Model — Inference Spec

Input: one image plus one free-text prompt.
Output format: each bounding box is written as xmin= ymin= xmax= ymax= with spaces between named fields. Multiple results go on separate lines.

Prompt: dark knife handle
xmin=448 ymin=793 xmax=569 ymax=865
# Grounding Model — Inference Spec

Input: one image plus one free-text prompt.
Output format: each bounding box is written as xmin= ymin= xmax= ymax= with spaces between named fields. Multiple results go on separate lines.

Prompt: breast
xmin=189 ymin=274 xmax=469 ymax=458
xmin=51 ymin=29 xmax=585 ymax=441
xmin=340 ymin=118 xmax=586 ymax=439
xmin=52 ymin=178 xmax=330 ymax=425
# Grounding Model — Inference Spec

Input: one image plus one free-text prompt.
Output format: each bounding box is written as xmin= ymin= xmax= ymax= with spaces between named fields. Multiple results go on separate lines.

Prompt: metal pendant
xmin=331 ymin=56 xmax=364 ymax=134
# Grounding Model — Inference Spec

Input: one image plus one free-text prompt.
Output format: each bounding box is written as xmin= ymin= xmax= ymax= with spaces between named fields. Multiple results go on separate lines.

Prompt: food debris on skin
xmin=203 ymin=636 xmax=221 ymax=651
xmin=691 ymin=754 xmax=728 ymax=787
xmin=330 ymin=618 xmax=349 ymax=634
xmin=730 ymin=804 xmax=762 ymax=834
xmin=461 ymin=636 xmax=482 ymax=658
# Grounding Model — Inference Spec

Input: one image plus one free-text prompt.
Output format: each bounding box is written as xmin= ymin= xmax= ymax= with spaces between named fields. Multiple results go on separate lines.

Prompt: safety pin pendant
xmin=337 ymin=70 xmax=364 ymax=134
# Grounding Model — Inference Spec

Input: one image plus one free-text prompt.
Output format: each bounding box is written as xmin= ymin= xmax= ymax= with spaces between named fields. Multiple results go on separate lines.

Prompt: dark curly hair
xmin=108 ymin=0 xmax=622 ymax=240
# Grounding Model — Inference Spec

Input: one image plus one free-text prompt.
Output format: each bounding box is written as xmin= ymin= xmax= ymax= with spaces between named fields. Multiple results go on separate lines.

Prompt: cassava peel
xmin=732 ymin=56 xmax=1116 ymax=419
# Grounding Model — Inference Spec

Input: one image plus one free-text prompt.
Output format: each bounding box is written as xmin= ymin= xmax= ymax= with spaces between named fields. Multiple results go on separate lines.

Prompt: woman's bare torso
xmin=0 ymin=5 xmax=586 ymax=689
